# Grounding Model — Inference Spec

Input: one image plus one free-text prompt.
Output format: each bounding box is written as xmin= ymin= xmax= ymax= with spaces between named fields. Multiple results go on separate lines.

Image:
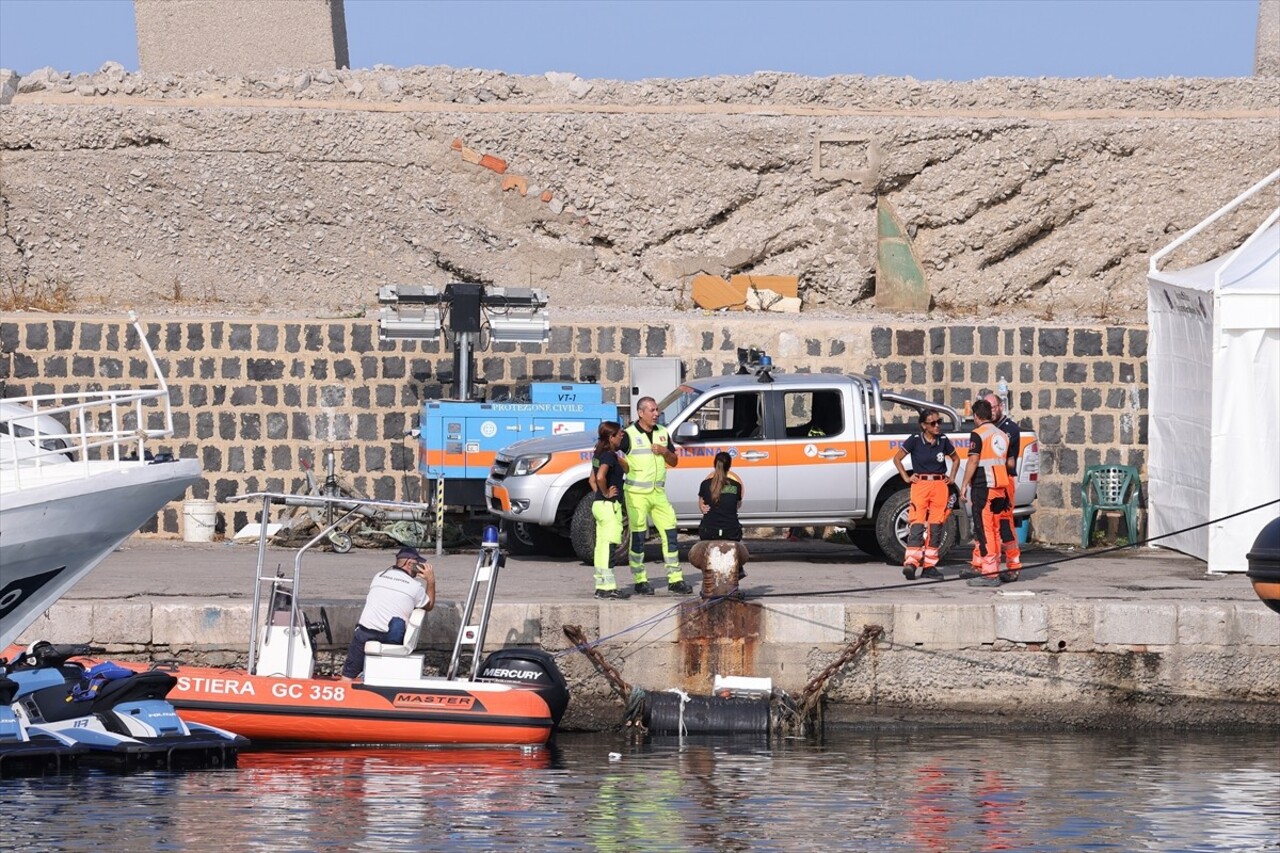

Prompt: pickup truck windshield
xmin=657 ymin=386 xmax=698 ymax=426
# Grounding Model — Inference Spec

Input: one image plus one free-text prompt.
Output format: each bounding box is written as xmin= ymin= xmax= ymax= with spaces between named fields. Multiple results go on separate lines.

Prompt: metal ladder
xmin=446 ymin=533 xmax=504 ymax=681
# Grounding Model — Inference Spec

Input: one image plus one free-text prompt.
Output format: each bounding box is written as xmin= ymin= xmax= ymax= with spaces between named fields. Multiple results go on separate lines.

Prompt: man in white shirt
xmin=340 ymin=547 xmax=436 ymax=680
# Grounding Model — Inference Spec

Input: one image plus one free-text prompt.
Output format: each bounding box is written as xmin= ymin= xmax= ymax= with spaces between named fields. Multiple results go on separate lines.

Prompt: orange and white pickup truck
xmin=485 ymin=367 xmax=1038 ymax=564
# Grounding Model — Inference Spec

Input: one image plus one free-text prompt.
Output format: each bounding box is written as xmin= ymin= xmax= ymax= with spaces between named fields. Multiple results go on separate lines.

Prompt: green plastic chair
xmin=1080 ymin=465 xmax=1141 ymax=547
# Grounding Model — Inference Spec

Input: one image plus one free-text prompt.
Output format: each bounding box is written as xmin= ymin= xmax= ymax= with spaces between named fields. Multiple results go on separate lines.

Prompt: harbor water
xmin=3 ymin=728 xmax=1277 ymax=851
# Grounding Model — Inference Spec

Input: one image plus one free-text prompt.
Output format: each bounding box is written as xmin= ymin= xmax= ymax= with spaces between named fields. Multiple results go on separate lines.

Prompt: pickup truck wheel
xmin=874 ymin=488 xmax=961 ymax=565
xmin=874 ymin=489 xmax=912 ymax=565
xmin=504 ymin=519 xmax=574 ymax=557
xmin=570 ymin=494 xmax=629 ymax=567
xmin=849 ymin=528 xmax=884 ymax=557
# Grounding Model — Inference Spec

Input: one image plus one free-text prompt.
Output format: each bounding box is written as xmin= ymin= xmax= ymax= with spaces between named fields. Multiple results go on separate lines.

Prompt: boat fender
xmin=644 ymin=693 xmax=770 ymax=736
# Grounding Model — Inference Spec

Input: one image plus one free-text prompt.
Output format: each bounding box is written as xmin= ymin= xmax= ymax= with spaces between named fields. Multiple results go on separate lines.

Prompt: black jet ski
xmin=5 ymin=642 xmax=247 ymax=770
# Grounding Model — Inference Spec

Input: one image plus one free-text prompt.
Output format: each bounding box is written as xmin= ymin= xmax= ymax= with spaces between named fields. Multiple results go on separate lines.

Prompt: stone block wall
xmin=0 ymin=313 xmax=1145 ymax=545
xmin=867 ymin=323 xmax=1148 ymax=543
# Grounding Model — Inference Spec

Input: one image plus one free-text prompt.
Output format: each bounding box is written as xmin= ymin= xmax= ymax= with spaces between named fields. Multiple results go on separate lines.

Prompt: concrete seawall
xmin=17 ymin=539 xmax=1279 ymax=729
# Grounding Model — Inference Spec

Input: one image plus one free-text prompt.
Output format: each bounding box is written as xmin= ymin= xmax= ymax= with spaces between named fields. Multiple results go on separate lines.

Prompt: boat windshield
xmin=656 ymin=386 xmax=698 ymax=426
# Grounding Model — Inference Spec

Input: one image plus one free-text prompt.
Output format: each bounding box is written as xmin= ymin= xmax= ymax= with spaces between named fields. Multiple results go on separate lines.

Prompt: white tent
xmin=1147 ymin=169 xmax=1280 ymax=573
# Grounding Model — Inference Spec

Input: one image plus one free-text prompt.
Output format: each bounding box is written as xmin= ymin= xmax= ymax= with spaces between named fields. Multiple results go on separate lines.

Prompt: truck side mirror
xmin=674 ymin=423 xmax=700 ymax=440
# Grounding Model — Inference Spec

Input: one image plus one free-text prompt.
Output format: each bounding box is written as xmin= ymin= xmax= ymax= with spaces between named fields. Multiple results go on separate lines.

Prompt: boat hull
xmin=162 ymin=666 xmax=558 ymax=746
xmin=0 ymin=459 xmax=202 ymax=649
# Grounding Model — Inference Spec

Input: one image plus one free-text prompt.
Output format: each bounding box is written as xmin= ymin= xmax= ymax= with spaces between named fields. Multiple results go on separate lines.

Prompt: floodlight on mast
xmin=378 ymin=283 xmax=550 ymax=400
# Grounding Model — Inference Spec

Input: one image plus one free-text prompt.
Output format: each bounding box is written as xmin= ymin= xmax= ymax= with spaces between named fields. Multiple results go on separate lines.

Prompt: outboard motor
xmin=477 ymin=648 xmax=570 ymax=727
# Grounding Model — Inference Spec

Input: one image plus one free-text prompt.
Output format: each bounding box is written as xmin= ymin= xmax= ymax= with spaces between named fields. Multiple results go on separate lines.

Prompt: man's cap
xmin=396 ymin=547 xmax=423 ymax=562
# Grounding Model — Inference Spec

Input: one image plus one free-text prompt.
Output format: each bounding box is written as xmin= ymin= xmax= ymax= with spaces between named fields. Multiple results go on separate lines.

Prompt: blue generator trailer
xmin=418 ymin=382 xmax=618 ymax=511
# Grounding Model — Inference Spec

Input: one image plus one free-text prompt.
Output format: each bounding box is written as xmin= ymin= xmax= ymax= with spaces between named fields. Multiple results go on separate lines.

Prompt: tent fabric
xmin=1151 ymin=223 xmax=1280 ymax=294
xmin=1147 ymin=222 xmax=1280 ymax=573
xmin=1147 ymin=281 xmax=1213 ymax=561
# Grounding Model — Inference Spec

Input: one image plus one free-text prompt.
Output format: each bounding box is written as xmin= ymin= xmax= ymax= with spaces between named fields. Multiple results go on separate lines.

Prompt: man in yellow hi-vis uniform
xmin=621 ymin=397 xmax=692 ymax=595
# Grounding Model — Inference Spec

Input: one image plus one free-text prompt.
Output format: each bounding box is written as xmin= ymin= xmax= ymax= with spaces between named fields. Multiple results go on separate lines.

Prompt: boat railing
xmin=0 ymin=312 xmax=177 ymax=488
xmin=230 ymin=492 xmax=438 ymax=679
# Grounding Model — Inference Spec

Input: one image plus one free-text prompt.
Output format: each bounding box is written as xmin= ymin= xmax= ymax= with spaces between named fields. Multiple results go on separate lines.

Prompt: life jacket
xmin=973 ymin=422 xmax=1011 ymax=490
xmin=69 ymin=661 xmax=135 ymax=702
xmin=623 ymin=423 xmax=670 ymax=493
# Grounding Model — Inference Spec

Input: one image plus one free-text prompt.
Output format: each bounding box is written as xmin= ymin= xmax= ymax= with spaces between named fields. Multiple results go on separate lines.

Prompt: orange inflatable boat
xmin=146 ymin=495 xmax=570 ymax=747
xmin=158 ymin=648 xmax=566 ymax=746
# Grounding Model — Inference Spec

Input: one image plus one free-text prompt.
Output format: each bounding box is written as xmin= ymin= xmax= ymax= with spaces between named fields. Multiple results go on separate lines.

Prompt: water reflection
xmin=232 ymin=748 xmax=555 ymax=850
xmin=1 ymin=730 xmax=1276 ymax=852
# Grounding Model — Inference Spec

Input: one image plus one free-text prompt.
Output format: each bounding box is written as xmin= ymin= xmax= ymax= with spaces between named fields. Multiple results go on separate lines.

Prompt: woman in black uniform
xmin=697 ymin=451 xmax=746 ymax=581
xmin=698 ymin=451 xmax=744 ymax=542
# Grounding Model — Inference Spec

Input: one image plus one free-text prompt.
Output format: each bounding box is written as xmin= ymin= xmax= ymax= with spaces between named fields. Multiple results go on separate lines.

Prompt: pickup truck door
xmin=773 ymin=387 xmax=863 ymax=516
xmin=667 ymin=388 xmax=776 ymax=521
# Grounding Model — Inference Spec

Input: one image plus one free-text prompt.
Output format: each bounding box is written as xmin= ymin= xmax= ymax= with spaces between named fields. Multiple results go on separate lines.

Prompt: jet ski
xmin=5 ymin=642 xmax=247 ymax=769
xmin=0 ymin=672 xmax=87 ymax=777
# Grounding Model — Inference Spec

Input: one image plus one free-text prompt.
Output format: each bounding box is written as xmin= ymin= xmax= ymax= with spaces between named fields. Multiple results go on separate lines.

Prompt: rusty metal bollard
xmin=689 ymin=540 xmax=750 ymax=598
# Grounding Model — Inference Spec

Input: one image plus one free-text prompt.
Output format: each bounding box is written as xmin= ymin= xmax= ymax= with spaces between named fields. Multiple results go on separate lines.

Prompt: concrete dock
xmin=16 ymin=536 xmax=1279 ymax=729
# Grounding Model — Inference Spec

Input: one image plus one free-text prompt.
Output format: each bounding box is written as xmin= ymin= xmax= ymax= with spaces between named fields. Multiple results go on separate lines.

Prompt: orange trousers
xmin=970 ymin=486 xmax=1020 ymax=576
xmin=905 ymin=478 xmax=950 ymax=569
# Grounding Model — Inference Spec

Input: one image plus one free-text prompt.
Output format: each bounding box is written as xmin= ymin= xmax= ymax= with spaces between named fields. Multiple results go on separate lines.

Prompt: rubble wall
xmin=1 ymin=68 xmax=1277 ymax=320
xmin=0 ymin=314 xmax=1146 ymax=545
xmin=1259 ymin=0 xmax=1280 ymax=77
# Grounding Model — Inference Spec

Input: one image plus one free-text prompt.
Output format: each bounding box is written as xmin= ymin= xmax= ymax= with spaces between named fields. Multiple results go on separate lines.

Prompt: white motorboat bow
xmin=0 ymin=313 xmax=201 ymax=650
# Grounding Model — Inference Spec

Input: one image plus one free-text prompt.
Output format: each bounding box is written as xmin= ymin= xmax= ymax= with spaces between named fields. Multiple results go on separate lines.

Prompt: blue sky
xmin=0 ymin=0 xmax=1263 ymax=80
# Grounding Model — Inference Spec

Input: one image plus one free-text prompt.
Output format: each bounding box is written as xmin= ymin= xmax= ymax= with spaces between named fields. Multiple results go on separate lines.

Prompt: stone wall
xmin=1259 ymin=0 xmax=1280 ymax=77
xmin=20 ymin=596 xmax=1280 ymax=728
xmin=0 ymin=313 xmax=1146 ymax=545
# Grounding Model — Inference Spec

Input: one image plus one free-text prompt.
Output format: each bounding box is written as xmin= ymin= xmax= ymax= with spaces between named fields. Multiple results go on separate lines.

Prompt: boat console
xmin=255 ymin=582 xmax=318 ymax=679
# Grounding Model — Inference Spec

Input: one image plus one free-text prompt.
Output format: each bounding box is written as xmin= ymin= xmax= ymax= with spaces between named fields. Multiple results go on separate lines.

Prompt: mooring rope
xmin=666 ymin=687 xmax=691 ymax=738
xmin=553 ymin=592 xmax=732 ymax=659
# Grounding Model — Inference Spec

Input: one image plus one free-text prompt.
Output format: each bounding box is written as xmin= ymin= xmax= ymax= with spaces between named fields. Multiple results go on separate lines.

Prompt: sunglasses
xmin=923 ymin=419 xmax=942 ymax=426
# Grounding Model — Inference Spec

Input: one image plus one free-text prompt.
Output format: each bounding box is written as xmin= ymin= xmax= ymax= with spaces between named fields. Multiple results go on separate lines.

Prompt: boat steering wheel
xmin=306 ymin=607 xmax=333 ymax=647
